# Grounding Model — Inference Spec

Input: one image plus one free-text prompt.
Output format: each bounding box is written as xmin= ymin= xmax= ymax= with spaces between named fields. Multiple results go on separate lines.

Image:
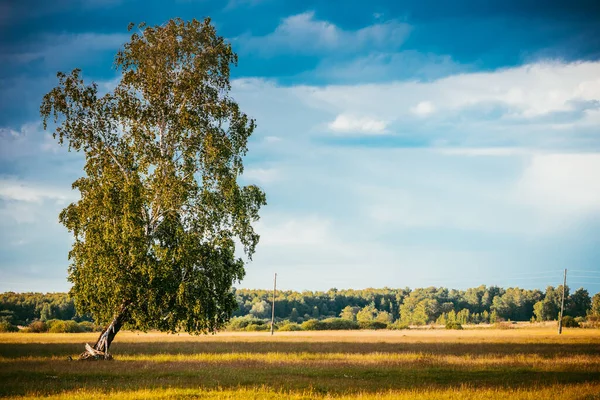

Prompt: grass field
xmin=1 ymin=328 xmax=599 ymax=399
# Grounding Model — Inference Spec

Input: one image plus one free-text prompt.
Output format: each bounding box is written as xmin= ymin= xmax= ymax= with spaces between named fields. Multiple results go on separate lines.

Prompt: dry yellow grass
xmin=1 ymin=327 xmax=599 ymax=399
xmin=7 ymin=384 xmax=600 ymax=400
xmin=3 ymin=325 xmax=597 ymax=344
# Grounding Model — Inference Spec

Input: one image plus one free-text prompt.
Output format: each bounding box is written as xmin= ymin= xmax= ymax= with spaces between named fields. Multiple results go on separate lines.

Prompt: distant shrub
xmin=48 ymin=320 xmax=84 ymax=333
xmin=561 ymin=316 xmax=580 ymax=328
xmin=299 ymin=318 xmax=363 ymax=331
xmin=227 ymin=316 xmax=266 ymax=331
xmin=45 ymin=319 xmax=61 ymax=330
xmin=78 ymin=321 xmax=101 ymax=332
xmin=277 ymin=323 xmax=303 ymax=331
xmin=321 ymin=318 xmax=359 ymax=330
xmin=301 ymin=319 xmax=325 ymax=331
xmin=245 ymin=323 xmax=270 ymax=332
xmin=359 ymin=321 xmax=388 ymax=330
xmin=445 ymin=322 xmax=463 ymax=330
xmin=388 ymin=321 xmax=410 ymax=330
xmin=27 ymin=321 xmax=48 ymax=333
xmin=0 ymin=321 xmax=18 ymax=332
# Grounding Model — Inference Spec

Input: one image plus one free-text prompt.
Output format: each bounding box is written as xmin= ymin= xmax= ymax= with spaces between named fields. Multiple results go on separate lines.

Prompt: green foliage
xmin=289 ymin=308 xmax=299 ymax=322
xmin=40 ymin=18 xmax=266 ymax=334
xmin=2 ymin=285 xmax=598 ymax=329
xmin=567 ymin=288 xmax=591 ymax=318
xmin=277 ymin=322 xmax=302 ymax=331
xmin=45 ymin=319 xmax=61 ymax=330
xmin=375 ymin=310 xmax=392 ymax=324
xmin=0 ymin=321 xmax=18 ymax=332
xmin=388 ymin=321 xmax=410 ymax=330
xmin=0 ymin=292 xmax=81 ymax=325
xmin=312 ymin=306 xmax=320 ymax=319
xmin=490 ymin=310 xmax=499 ymax=324
xmin=249 ymin=301 xmax=271 ymax=319
xmin=534 ymin=288 xmax=560 ymax=322
xmin=589 ymin=293 xmax=600 ymax=317
xmin=299 ymin=318 xmax=361 ymax=331
xmin=320 ymin=318 xmax=359 ymax=330
xmin=226 ymin=315 xmax=266 ymax=331
xmin=356 ymin=304 xmax=393 ymax=326
xmin=359 ymin=321 xmax=388 ymax=330
xmin=0 ymin=310 xmax=16 ymax=325
xmin=48 ymin=320 xmax=84 ymax=333
xmin=244 ymin=323 xmax=270 ymax=332
xmin=561 ymin=316 xmax=580 ymax=328
xmin=78 ymin=321 xmax=102 ymax=332
xmin=445 ymin=322 xmax=463 ymax=330
xmin=339 ymin=305 xmax=359 ymax=321
xmin=399 ymin=289 xmax=448 ymax=325
xmin=356 ymin=304 xmax=377 ymax=323
xmin=301 ymin=319 xmax=325 ymax=331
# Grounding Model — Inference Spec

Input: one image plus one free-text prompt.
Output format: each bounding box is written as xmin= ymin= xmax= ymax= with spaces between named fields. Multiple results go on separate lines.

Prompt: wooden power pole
xmin=270 ymin=273 xmax=277 ymax=336
xmin=558 ymin=268 xmax=567 ymax=335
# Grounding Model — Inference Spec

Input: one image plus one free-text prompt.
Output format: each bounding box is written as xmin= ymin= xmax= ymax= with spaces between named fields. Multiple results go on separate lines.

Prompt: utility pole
xmin=558 ymin=268 xmax=567 ymax=335
xmin=270 ymin=273 xmax=277 ymax=336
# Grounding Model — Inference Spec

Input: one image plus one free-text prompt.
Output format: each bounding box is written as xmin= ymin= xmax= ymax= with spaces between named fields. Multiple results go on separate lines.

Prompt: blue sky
xmin=1 ymin=0 xmax=600 ymax=294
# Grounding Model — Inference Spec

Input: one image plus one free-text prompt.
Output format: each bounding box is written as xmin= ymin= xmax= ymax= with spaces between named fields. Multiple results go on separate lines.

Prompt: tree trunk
xmin=78 ymin=305 xmax=128 ymax=360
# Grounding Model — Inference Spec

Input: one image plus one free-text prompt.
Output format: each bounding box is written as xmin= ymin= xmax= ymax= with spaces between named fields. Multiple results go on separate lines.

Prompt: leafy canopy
xmin=40 ymin=18 xmax=266 ymax=333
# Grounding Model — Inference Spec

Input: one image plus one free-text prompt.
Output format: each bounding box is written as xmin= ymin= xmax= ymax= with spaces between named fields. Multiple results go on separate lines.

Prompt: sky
xmin=1 ymin=0 xmax=600 ymax=294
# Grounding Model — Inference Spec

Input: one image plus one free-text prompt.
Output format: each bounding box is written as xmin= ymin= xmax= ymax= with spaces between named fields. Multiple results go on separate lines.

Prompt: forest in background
xmin=2 ymin=285 xmax=599 ymax=329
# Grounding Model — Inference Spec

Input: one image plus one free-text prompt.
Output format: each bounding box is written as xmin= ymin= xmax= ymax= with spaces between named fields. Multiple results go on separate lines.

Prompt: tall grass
xmin=1 ymin=328 xmax=599 ymax=399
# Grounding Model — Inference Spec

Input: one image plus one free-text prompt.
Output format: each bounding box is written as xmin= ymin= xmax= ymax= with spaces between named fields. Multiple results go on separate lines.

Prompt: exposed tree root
xmin=78 ymin=343 xmax=113 ymax=361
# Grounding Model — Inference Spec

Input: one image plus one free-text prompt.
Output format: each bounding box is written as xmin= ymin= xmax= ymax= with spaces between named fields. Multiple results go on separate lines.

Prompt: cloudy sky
xmin=1 ymin=0 xmax=600 ymax=294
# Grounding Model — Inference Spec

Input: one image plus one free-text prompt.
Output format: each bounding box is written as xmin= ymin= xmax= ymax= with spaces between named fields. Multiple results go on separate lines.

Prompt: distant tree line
xmin=232 ymin=285 xmax=599 ymax=326
xmin=0 ymin=292 xmax=91 ymax=326
xmin=2 ymin=285 xmax=599 ymax=328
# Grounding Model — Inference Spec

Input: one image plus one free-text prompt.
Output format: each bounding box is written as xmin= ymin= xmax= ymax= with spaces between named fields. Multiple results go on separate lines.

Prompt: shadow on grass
xmin=1 ymin=359 xmax=599 ymax=397
xmin=2 ymin=339 xmax=600 ymax=396
xmin=1 ymin=340 xmax=599 ymax=358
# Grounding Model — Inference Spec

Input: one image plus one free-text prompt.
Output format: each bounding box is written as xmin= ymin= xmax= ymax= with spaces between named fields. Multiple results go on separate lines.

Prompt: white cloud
xmin=358 ymin=150 xmax=600 ymax=236
xmin=263 ymin=136 xmax=282 ymax=143
xmin=2 ymin=33 xmax=129 ymax=68
xmin=294 ymin=60 xmax=600 ymax=124
xmin=411 ymin=101 xmax=435 ymax=116
xmin=0 ymin=123 xmax=50 ymax=159
xmin=328 ymin=114 xmax=387 ymax=134
xmin=517 ymin=153 xmax=600 ymax=213
xmin=227 ymin=64 xmax=600 ymax=242
xmin=244 ymin=212 xmax=408 ymax=290
xmin=256 ymin=214 xmax=333 ymax=247
xmin=0 ymin=178 xmax=76 ymax=204
xmin=0 ymin=127 xmax=20 ymax=138
xmin=243 ymin=167 xmax=281 ymax=185
xmin=237 ymin=11 xmax=410 ymax=55
xmin=435 ymin=147 xmax=533 ymax=157
xmin=4 ymin=59 xmax=600 ymax=291
xmin=311 ymin=51 xmax=465 ymax=83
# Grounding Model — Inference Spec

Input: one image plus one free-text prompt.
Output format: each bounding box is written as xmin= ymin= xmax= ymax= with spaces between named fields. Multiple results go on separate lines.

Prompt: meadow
xmin=1 ymin=327 xmax=599 ymax=399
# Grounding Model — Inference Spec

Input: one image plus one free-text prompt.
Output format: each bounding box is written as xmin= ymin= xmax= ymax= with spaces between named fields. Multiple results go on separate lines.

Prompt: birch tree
xmin=40 ymin=18 xmax=266 ymax=359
